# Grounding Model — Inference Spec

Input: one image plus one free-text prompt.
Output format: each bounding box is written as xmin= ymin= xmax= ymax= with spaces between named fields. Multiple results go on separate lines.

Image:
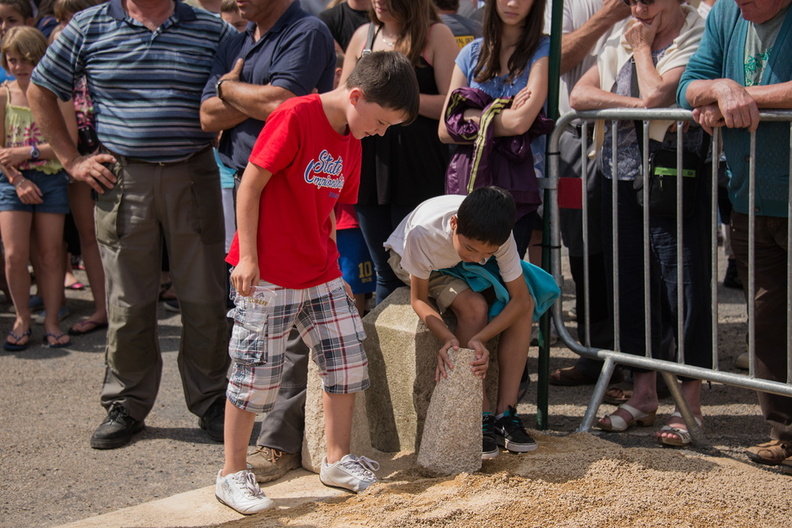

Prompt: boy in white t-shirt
xmin=385 ymin=186 xmax=537 ymax=459
xmin=216 ymin=51 xmax=419 ymax=515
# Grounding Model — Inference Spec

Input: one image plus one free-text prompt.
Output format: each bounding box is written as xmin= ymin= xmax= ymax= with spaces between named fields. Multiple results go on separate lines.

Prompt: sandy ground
xmin=1 ymin=255 xmax=790 ymax=528
xmin=223 ymin=434 xmax=791 ymax=528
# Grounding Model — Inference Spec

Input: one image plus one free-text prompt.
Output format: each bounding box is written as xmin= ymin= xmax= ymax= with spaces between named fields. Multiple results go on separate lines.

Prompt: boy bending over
xmin=216 ymin=51 xmax=419 ymax=515
xmin=385 ymin=187 xmax=536 ymax=459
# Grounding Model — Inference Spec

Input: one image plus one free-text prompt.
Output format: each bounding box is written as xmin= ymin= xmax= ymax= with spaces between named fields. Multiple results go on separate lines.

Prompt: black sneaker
xmin=90 ymin=404 xmax=144 ymax=449
xmin=723 ymin=259 xmax=743 ymax=290
xmin=482 ymin=414 xmax=500 ymax=460
xmin=493 ymin=406 xmax=537 ymax=453
xmin=200 ymin=397 xmax=225 ymax=442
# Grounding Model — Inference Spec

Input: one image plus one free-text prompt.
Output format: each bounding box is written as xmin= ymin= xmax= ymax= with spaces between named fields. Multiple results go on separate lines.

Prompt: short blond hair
xmin=1 ymin=26 xmax=48 ymax=71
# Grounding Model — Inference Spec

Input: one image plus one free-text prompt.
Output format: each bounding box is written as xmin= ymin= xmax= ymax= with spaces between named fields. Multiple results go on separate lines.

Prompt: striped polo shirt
xmin=31 ymin=0 xmax=233 ymax=163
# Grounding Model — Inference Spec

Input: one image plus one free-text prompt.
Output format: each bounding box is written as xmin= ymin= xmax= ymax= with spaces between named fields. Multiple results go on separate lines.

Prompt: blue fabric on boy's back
xmin=439 ymin=259 xmax=560 ymax=321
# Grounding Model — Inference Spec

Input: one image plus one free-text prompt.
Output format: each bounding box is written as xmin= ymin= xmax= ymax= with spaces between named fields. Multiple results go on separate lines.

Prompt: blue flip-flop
xmin=4 ymin=329 xmax=32 ymax=351
xmin=43 ymin=332 xmax=71 ymax=349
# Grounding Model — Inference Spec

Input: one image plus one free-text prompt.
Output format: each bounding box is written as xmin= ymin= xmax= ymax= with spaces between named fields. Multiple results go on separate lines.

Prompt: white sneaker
xmin=215 ymin=469 xmax=275 ymax=515
xmin=319 ymin=454 xmax=379 ymax=493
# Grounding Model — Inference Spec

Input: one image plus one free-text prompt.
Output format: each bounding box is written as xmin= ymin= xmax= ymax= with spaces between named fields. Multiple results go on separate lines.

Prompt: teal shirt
xmin=677 ymin=0 xmax=792 ymax=218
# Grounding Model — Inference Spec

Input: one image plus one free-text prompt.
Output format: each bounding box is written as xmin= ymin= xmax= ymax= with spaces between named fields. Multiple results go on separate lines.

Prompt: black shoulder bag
xmin=630 ymin=59 xmax=701 ymax=218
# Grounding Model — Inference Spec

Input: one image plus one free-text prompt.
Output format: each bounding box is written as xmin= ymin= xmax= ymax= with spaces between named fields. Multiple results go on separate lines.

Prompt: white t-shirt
xmin=384 ymin=195 xmax=524 ymax=282
xmin=544 ymin=0 xmax=612 ymax=115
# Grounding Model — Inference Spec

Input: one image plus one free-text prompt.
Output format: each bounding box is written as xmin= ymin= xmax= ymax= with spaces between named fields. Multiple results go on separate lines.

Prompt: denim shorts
xmin=0 ymin=169 xmax=70 ymax=214
xmin=226 ymin=277 xmax=369 ymax=413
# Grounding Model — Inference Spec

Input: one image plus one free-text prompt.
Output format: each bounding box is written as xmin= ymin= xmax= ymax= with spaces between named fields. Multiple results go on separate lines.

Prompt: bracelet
xmin=13 ymin=177 xmax=25 ymax=188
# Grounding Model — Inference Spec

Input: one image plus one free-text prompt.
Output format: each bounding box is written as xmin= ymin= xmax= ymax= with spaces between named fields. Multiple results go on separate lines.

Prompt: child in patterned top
xmin=0 ymin=26 xmax=78 ymax=350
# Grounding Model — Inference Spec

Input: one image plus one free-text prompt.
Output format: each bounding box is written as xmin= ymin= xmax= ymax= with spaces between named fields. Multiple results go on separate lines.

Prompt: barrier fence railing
xmin=544 ymin=108 xmax=792 ymax=443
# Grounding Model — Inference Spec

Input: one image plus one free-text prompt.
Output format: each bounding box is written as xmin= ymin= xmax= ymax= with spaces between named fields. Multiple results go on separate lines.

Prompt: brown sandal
xmin=746 ymin=440 xmax=792 ymax=465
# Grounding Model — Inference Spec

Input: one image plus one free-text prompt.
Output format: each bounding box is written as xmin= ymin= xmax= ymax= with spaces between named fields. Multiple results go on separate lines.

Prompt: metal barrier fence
xmin=545 ymin=108 xmax=792 ymax=443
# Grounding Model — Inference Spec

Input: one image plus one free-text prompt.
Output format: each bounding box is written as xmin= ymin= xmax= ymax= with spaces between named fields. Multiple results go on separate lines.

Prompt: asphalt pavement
xmin=0 ymin=274 xmax=236 ymax=527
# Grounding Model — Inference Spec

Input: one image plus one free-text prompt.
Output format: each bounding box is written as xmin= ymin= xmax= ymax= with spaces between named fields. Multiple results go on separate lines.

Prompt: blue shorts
xmin=0 ymin=169 xmax=70 ymax=214
xmin=337 ymin=228 xmax=375 ymax=295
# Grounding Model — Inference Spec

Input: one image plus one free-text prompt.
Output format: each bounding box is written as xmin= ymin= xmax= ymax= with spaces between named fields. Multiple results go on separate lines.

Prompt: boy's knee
xmin=450 ymin=291 xmax=488 ymax=323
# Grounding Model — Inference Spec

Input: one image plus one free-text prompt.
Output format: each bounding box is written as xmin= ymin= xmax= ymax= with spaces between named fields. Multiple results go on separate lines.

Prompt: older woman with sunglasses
xmin=570 ymin=0 xmax=709 ymax=447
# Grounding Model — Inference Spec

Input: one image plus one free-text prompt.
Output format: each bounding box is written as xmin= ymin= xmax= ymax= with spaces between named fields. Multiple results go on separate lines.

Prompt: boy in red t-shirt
xmin=216 ymin=51 xmax=419 ymax=515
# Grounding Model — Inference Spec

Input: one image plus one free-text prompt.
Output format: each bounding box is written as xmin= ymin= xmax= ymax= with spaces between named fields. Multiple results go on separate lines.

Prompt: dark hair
xmin=456 ymin=186 xmax=516 ymax=246
xmin=345 ymin=50 xmax=420 ymax=125
xmin=432 ymin=0 xmax=459 ymax=11
xmin=0 ymin=0 xmax=34 ymax=20
xmin=368 ymin=0 xmax=440 ymax=67
xmin=474 ymin=0 xmax=547 ymax=84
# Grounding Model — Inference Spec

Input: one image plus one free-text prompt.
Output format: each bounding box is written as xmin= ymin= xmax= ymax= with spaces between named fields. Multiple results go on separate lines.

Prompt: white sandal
xmin=657 ymin=411 xmax=703 ymax=446
xmin=597 ymin=403 xmax=657 ymax=432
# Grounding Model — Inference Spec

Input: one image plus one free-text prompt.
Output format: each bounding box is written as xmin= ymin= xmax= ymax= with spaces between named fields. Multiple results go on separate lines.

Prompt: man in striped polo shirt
xmin=29 ymin=0 xmax=234 ymax=450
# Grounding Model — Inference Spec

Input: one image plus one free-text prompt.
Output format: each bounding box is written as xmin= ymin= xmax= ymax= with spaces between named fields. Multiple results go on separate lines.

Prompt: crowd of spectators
xmin=0 ymin=0 xmax=788 ymax=512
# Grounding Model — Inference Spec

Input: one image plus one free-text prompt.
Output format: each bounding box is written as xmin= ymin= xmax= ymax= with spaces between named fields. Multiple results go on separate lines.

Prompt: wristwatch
xmin=216 ymin=78 xmax=229 ymax=101
xmin=29 ymin=145 xmax=40 ymax=161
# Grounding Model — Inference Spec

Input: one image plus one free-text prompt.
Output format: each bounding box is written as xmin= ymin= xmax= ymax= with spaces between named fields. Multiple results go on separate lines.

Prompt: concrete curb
xmin=53 ymin=469 xmax=343 ymax=528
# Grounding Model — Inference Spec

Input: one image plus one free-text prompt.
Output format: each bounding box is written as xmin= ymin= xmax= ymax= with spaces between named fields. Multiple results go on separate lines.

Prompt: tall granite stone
xmin=363 ymin=287 xmax=499 ymax=453
xmin=417 ymin=348 xmax=483 ymax=476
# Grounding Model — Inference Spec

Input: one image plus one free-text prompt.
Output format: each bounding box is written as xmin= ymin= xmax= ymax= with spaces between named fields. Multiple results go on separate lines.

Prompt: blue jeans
xmin=601 ymin=178 xmax=712 ymax=371
xmin=355 ymin=203 xmax=414 ymax=304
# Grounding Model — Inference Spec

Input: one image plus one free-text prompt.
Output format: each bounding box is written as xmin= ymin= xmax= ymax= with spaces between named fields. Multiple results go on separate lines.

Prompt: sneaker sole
xmin=481 ymin=448 xmax=500 ymax=460
xmin=90 ymin=423 xmax=145 ymax=449
xmin=497 ymin=438 xmax=538 ymax=453
xmin=319 ymin=475 xmax=374 ymax=493
xmin=215 ymin=493 xmax=275 ymax=515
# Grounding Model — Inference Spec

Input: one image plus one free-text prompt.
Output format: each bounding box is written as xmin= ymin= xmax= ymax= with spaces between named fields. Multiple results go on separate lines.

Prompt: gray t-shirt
xmin=744 ymin=5 xmax=789 ymax=86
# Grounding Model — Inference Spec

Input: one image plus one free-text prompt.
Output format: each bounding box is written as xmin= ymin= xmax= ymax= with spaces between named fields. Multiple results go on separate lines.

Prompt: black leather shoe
xmin=90 ymin=404 xmax=144 ymax=449
xmin=199 ymin=398 xmax=225 ymax=442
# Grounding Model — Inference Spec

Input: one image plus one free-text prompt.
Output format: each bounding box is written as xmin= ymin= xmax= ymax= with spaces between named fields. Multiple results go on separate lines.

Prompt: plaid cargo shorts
xmin=227 ymin=277 xmax=369 ymax=413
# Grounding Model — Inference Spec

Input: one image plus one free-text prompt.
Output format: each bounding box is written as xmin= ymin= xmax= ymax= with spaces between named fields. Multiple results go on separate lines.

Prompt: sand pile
xmin=224 ymin=432 xmax=790 ymax=528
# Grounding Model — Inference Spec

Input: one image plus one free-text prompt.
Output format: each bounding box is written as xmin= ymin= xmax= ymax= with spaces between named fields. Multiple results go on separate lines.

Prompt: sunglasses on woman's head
xmin=622 ymin=0 xmax=655 ymax=6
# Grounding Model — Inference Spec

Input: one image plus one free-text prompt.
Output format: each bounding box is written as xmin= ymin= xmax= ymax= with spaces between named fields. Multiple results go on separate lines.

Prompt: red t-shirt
xmin=226 ymin=94 xmax=361 ymax=289
xmin=334 ymin=203 xmax=359 ymax=230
